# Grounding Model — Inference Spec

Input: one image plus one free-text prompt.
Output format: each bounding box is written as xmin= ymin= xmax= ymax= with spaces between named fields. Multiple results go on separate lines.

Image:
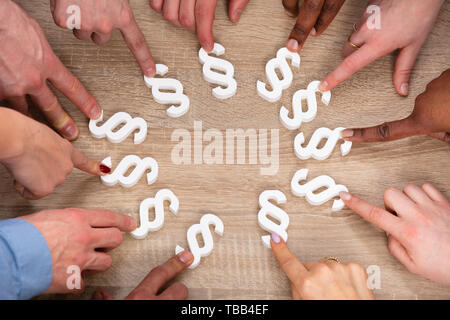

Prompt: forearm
xmin=0 ymin=107 xmax=26 ymax=161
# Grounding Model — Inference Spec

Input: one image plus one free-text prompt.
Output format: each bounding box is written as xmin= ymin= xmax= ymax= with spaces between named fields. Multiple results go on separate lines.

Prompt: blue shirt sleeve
xmin=0 ymin=218 xmax=53 ymax=300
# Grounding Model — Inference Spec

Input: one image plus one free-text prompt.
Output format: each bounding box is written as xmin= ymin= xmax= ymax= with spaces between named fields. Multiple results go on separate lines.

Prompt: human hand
xmin=340 ymin=184 xmax=450 ymax=286
xmin=341 ymin=69 xmax=450 ymax=143
xmin=149 ymin=0 xmax=250 ymax=51
xmin=319 ymin=0 xmax=445 ymax=96
xmin=50 ymin=0 xmax=156 ymax=77
xmin=0 ymin=108 xmax=110 ymax=200
xmin=0 ymin=0 xmax=101 ymax=141
xmin=19 ymin=208 xmax=137 ymax=294
xmin=92 ymin=251 xmax=194 ymax=300
xmin=270 ymin=233 xmax=374 ymax=299
xmin=283 ymin=0 xmax=346 ymax=52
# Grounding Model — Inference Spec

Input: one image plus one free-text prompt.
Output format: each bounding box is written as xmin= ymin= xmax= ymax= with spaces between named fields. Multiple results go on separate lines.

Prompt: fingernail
xmin=339 ymin=191 xmax=351 ymax=201
xmin=63 ymin=124 xmax=78 ymax=140
xmin=341 ymin=129 xmax=354 ymax=138
xmin=178 ymin=251 xmax=194 ymax=264
xmin=203 ymin=42 xmax=213 ymax=52
xmin=99 ymin=164 xmax=111 ymax=174
xmin=310 ymin=27 xmax=317 ymax=36
xmin=232 ymin=9 xmax=242 ymax=22
xmin=129 ymin=217 xmax=137 ymax=230
xmin=146 ymin=66 xmax=155 ymax=77
xmin=319 ymin=80 xmax=328 ymax=91
xmin=271 ymin=232 xmax=281 ymax=244
xmin=90 ymin=105 xmax=101 ymax=119
xmin=400 ymin=83 xmax=409 ymax=96
xmin=287 ymin=39 xmax=298 ymax=52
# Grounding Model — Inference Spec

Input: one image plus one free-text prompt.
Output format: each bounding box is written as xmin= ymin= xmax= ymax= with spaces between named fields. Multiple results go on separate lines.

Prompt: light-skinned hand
xmin=271 ymin=233 xmax=374 ymax=299
xmin=149 ymin=0 xmax=250 ymax=52
xmin=20 ymin=208 xmax=137 ymax=294
xmin=50 ymin=0 xmax=156 ymax=77
xmin=340 ymin=184 xmax=450 ymax=286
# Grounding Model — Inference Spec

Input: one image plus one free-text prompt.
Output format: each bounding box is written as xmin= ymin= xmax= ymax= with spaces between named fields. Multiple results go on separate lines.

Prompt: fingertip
xmin=339 ymin=191 xmax=351 ymax=202
xmin=201 ymin=41 xmax=214 ymax=52
xmin=62 ymin=123 xmax=79 ymax=141
xmin=128 ymin=216 xmax=138 ymax=231
xmin=89 ymin=105 xmax=102 ymax=120
xmin=99 ymin=164 xmax=111 ymax=176
xmin=286 ymin=39 xmax=299 ymax=52
xmin=318 ymin=80 xmax=329 ymax=92
xmin=398 ymin=83 xmax=409 ymax=96
xmin=177 ymin=250 xmax=194 ymax=266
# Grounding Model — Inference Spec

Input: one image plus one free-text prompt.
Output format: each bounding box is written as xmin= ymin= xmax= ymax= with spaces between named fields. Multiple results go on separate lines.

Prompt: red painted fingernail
xmin=99 ymin=164 xmax=111 ymax=174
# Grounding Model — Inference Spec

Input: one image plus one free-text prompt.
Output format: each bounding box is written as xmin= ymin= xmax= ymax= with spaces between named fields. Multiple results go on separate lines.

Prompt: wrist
xmin=0 ymin=107 xmax=27 ymax=163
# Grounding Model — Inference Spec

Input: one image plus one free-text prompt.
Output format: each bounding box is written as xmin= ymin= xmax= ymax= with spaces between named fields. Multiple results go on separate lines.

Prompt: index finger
xmin=195 ymin=0 xmax=217 ymax=51
xmin=84 ymin=209 xmax=137 ymax=232
xmin=127 ymin=251 xmax=194 ymax=298
xmin=339 ymin=191 xmax=404 ymax=239
xmin=287 ymin=0 xmax=325 ymax=52
xmin=71 ymin=146 xmax=107 ymax=176
xmin=270 ymin=233 xmax=309 ymax=284
xmin=319 ymin=42 xmax=384 ymax=91
xmin=120 ymin=18 xmax=156 ymax=77
xmin=48 ymin=56 xmax=101 ymax=120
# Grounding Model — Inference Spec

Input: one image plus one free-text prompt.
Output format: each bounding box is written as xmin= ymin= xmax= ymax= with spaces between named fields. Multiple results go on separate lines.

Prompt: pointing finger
xmin=48 ymin=57 xmax=101 ymax=120
xmin=340 ymin=116 xmax=422 ymax=143
xmin=270 ymin=233 xmax=309 ymax=286
xmin=120 ymin=17 xmax=156 ymax=77
xmin=70 ymin=146 xmax=109 ymax=176
xmin=195 ymin=0 xmax=217 ymax=51
xmin=126 ymin=251 xmax=194 ymax=299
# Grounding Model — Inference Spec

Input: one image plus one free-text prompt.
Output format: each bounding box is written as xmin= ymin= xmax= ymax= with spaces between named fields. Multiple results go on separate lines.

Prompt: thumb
xmin=228 ymin=0 xmax=250 ymax=22
xmin=70 ymin=147 xmax=111 ymax=176
xmin=393 ymin=45 xmax=421 ymax=96
xmin=341 ymin=116 xmax=425 ymax=143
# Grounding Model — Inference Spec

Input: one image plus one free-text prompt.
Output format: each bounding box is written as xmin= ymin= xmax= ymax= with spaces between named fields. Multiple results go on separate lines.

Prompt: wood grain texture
xmin=1 ymin=0 xmax=449 ymax=300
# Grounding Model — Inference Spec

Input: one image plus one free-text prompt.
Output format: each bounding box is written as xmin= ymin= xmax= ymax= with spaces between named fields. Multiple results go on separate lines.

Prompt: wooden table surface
xmin=1 ymin=0 xmax=449 ymax=300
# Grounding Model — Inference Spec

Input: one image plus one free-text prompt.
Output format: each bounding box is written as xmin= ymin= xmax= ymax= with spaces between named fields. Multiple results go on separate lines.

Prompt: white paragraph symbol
xmin=291 ymin=168 xmax=348 ymax=211
xmin=258 ymin=190 xmax=289 ymax=248
xmin=131 ymin=189 xmax=179 ymax=239
xmin=280 ymin=80 xmax=331 ymax=130
xmin=257 ymin=47 xmax=300 ymax=102
xmin=175 ymin=214 xmax=224 ymax=269
xmin=294 ymin=127 xmax=352 ymax=160
xmin=144 ymin=64 xmax=190 ymax=118
xmin=199 ymin=43 xmax=237 ymax=99
xmin=89 ymin=111 xmax=147 ymax=144
xmin=101 ymin=155 xmax=158 ymax=188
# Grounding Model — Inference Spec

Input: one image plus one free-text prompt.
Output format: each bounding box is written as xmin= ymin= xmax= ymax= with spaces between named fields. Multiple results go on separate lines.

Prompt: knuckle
xmin=196 ymin=5 xmax=213 ymax=20
xmin=179 ymin=14 xmax=194 ymax=28
xmin=163 ymin=10 xmax=178 ymax=23
xmin=292 ymin=24 xmax=307 ymax=39
xmin=306 ymin=0 xmax=323 ymax=11
xmin=27 ymin=72 xmax=44 ymax=91
xmin=119 ymin=7 xmax=133 ymax=26
xmin=383 ymin=187 xmax=397 ymax=200
xmin=297 ymin=277 xmax=314 ymax=291
xmin=376 ymin=122 xmax=391 ymax=139
xmin=96 ymin=17 xmax=113 ymax=34
xmin=347 ymin=262 xmax=366 ymax=275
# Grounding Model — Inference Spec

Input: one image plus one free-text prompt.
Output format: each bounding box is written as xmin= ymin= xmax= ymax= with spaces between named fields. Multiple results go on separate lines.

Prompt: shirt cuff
xmin=0 ymin=218 xmax=53 ymax=299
